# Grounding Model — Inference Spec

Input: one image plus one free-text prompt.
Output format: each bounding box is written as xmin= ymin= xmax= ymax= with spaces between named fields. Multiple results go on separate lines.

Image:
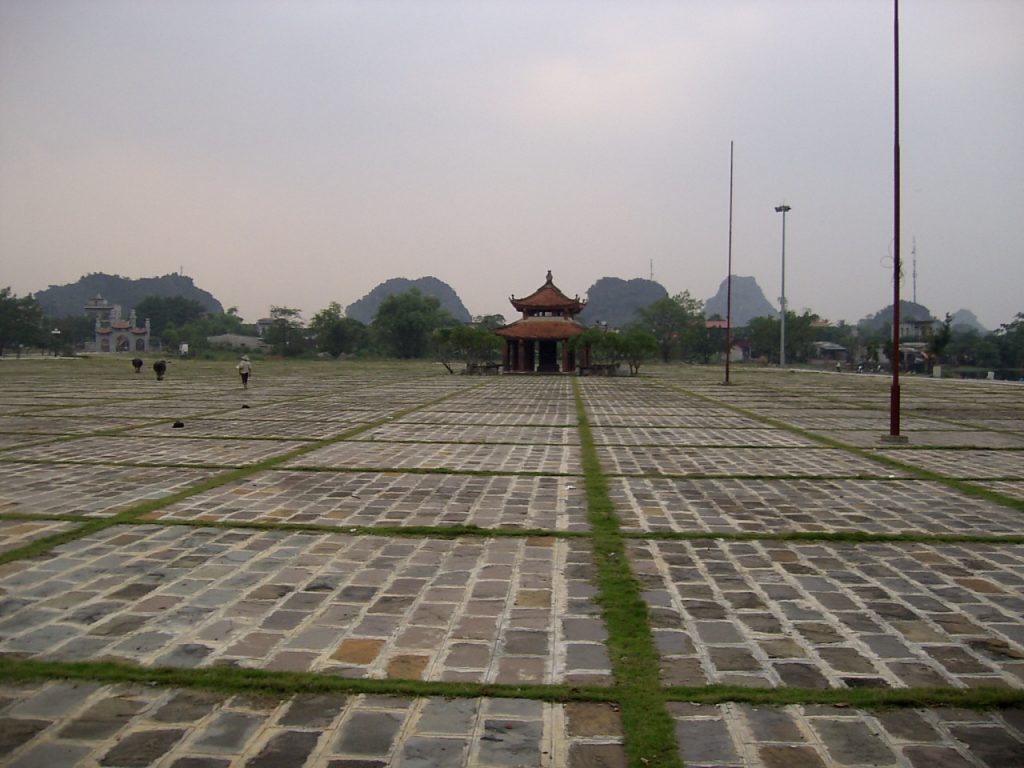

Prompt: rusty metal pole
xmin=725 ymin=141 xmax=734 ymax=385
xmin=889 ymin=0 xmax=903 ymax=439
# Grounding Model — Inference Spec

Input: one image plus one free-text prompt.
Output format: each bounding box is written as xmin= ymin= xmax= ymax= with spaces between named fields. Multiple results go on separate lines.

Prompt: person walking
xmin=236 ymin=355 xmax=252 ymax=389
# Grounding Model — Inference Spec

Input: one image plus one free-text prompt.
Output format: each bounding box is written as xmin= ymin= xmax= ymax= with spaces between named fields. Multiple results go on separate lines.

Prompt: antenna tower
xmin=649 ymin=259 xmax=654 ymax=281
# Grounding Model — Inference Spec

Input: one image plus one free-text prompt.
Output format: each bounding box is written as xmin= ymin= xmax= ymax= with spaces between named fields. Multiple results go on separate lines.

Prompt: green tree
xmin=947 ymin=328 xmax=1001 ymax=369
xmin=786 ymin=311 xmax=820 ymax=362
xmin=926 ymin=314 xmax=953 ymax=371
xmin=689 ymin=323 xmax=723 ymax=364
xmin=474 ymin=314 xmax=507 ymax=331
xmin=995 ymin=312 xmax=1024 ymax=369
xmin=618 ymin=327 xmax=658 ymax=375
xmin=135 ymin=295 xmax=207 ymax=337
xmin=0 ymin=288 xmax=46 ymax=356
xmin=310 ymin=302 xmax=366 ymax=358
xmin=674 ymin=291 xmax=708 ymax=362
xmin=570 ymin=327 xmax=622 ymax=366
xmin=433 ymin=325 xmax=503 ymax=372
xmin=373 ymin=289 xmax=454 ymax=358
xmin=49 ymin=314 xmax=95 ymax=354
xmin=161 ymin=311 xmax=248 ymax=353
xmin=264 ymin=306 xmax=305 ymax=357
xmin=635 ymin=291 xmax=704 ymax=363
xmin=747 ymin=315 xmax=778 ymax=361
xmin=746 ymin=311 xmax=820 ymax=363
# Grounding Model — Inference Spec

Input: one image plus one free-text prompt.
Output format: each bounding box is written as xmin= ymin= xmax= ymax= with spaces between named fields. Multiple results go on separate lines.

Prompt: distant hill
xmin=704 ymin=276 xmax=777 ymax=326
xmin=950 ymin=309 xmax=987 ymax=334
xmin=345 ymin=276 xmax=471 ymax=324
xmin=577 ymin=277 xmax=668 ymax=327
xmin=34 ymin=273 xmax=224 ymax=318
xmin=857 ymin=300 xmax=933 ymax=334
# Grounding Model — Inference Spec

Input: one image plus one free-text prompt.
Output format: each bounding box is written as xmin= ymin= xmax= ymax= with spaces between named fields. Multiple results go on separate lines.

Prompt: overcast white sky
xmin=2 ymin=0 xmax=1021 ymax=328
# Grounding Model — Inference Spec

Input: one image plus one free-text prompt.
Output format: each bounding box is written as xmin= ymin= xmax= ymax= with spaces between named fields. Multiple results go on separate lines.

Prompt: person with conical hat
xmin=236 ymin=355 xmax=252 ymax=389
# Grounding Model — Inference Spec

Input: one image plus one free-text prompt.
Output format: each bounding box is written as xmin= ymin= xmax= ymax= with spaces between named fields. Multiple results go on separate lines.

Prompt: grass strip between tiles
xmin=573 ymin=378 xmax=684 ymax=768
xmin=663 ymin=683 xmax=1024 ymax=710
xmin=0 ymin=657 xmax=616 ymax=704
xmin=3 ymin=657 xmax=1019 ymax=713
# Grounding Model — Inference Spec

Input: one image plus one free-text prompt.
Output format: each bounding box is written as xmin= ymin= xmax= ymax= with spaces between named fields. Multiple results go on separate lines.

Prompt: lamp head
xmin=774 ymin=205 xmax=791 ymax=213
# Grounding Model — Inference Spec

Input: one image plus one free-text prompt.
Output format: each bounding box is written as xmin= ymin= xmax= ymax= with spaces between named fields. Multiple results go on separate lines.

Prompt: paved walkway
xmin=0 ymin=359 xmax=1021 ymax=766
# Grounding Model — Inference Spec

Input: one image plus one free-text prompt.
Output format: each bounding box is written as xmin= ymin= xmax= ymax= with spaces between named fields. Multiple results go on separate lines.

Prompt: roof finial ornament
xmin=546 ymin=270 xmax=553 ymax=283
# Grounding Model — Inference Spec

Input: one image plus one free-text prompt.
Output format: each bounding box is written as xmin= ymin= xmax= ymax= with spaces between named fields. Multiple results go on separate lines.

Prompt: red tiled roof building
xmin=495 ymin=271 xmax=589 ymax=373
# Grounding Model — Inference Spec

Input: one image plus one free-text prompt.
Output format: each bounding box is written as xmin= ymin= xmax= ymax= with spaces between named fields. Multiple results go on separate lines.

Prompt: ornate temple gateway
xmin=84 ymin=295 xmax=152 ymax=353
xmin=495 ymin=272 xmax=588 ymax=373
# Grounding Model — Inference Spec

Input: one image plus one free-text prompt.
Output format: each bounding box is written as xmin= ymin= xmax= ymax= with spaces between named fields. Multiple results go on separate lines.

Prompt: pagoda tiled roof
xmin=510 ymin=271 xmax=585 ymax=313
xmin=494 ymin=317 xmax=586 ymax=341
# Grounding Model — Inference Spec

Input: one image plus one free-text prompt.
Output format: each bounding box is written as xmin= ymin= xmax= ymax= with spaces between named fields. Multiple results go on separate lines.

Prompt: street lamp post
xmin=775 ymin=204 xmax=791 ymax=366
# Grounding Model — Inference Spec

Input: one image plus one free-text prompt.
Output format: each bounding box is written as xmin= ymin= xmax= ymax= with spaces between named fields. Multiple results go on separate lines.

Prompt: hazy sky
xmin=2 ymin=0 xmax=1022 ymax=329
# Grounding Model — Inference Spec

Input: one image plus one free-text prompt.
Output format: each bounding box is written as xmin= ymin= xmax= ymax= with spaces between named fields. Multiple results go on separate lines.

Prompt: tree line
xmin=2 ymin=286 xmax=1022 ymax=376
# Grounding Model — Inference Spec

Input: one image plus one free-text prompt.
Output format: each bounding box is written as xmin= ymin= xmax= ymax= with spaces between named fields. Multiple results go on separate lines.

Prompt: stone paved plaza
xmin=0 ymin=358 xmax=1022 ymax=767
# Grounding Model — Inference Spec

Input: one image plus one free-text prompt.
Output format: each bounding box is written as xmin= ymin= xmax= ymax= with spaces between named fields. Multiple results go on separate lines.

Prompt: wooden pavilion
xmin=495 ymin=271 xmax=589 ymax=373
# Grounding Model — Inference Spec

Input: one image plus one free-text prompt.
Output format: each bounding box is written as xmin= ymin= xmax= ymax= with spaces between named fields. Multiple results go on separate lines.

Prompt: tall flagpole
xmin=888 ymin=0 xmax=904 ymax=440
xmin=725 ymin=141 xmax=734 ymax=385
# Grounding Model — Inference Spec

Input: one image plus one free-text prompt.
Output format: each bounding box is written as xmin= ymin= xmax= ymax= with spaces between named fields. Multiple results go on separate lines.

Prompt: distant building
xmin=811 ymin=341 xmax=847 ymax=361
xmin=207 ymin=333 xmax=268 ymax=351
xmin=83 ymin=295 xmax=152 ymax=353
xmin=899 ymin=318 xmax=938 ymax=340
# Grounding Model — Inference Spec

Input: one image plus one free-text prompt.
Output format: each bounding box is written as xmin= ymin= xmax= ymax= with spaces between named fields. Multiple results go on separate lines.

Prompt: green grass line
xmin=282 ymin=464 xmax=582 ymax=478
xmin=573 ymin=379 xmax=684 ymax=768
xmin=0 ymin=457 xmax=270 ymax=471
xmin=606 ymin=472 xmax=906 ymax=481
xmin=0 ymin=519 xmax=111 ymax=565
xmin=2 ymin=656 xmax=1020 ymax=713
xmin=873 ymin=444 xmax=1024 ymax=452
xmin=135 ymin=516 xmax=590 ymax=540
xmin=592 ymin=442 xmax=836 ymax=450
xmin=0 ymin=657 xmax=616 ymax=703
xmin=349 ymin=437 xmax=579 ymax=447
xmin=619 ymin=529 xmax=1024 ymax=545
xmin=119 ymin=432 xmax=320 ymax=444
xmin=663 ymin=683 xmax=1024 ymax=709
xmin=19 ymin=504 xmax=1021 ymax=546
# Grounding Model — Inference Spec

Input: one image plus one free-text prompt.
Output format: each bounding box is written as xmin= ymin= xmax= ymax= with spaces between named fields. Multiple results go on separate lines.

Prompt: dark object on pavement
xmin=172 ymin=421 xmax=185 ymax=429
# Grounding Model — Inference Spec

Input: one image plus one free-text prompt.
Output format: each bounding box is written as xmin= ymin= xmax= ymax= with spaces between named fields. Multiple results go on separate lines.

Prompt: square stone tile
xmin=609 ymin=477 xmax=1022 ymax=536
xmin=287 ymin=441 xmax=582 ymax=475
xmin=0 ymin=527 xmax=608 ymax=684
xmin=0 ymin=463 xmax=222 ymax=517
xmin=630 ymin=539 xmax=1024 ymax=689
xmin=146 ymin=471 xmax=588 ymax=531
